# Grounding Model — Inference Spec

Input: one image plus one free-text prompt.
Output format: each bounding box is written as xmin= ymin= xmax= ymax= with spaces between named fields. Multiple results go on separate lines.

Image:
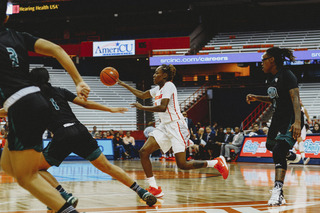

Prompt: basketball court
xmin=1 ymin=160 xmax=319 ymax=212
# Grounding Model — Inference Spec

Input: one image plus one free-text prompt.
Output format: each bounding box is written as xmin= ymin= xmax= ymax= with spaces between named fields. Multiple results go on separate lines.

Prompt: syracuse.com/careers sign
xmin=93 ymin=40 xmax=135 ymax=57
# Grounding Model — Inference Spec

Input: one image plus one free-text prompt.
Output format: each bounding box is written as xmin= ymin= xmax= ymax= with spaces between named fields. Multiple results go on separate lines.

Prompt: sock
xmin=57 ymin=202 xmax=78 ymax=213
xmin=286 ymin=151 xmax=296 ymax=161
xmin=207 ymin=160 xmax=218 ymax=168
xmin=56 ymin=185 xmax=66 ymax=193
xmin=130 ymin=182 xmax=147 ymax=198
xmin=274 ymin=181 xmax=283 ymax=189
xmin=301 ymin=152 xmax=305 ymax=160
xmin=147 ymin=176 xmax=158 ymax=188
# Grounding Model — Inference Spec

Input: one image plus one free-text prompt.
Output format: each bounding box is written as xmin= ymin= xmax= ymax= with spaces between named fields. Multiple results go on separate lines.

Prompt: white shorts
xmin=301 ymin=125 xmax=306 ymax=141
xmin=149 ymin=119 xmax=190 ymax=154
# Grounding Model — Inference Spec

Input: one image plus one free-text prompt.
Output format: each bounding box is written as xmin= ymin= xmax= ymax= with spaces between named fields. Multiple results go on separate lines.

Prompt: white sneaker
xmin=268 ymin=187 xmax=286 ymax=206
xmin=287 ymin=153 xmax=301 ymax=165
xmin=303 ymin=157 xmax=310 ymax=165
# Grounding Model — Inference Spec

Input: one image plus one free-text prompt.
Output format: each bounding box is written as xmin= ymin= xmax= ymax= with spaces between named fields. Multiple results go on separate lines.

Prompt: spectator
xmin=94 ymin=132 xmax=102 ymax=139
xmin=123 ymin=131 xmax=138 ymax=158
xmin=91 ymin=126 xmax=97 ymax=137
xmin=212 ymin=126 xmax=226 ymax=158
xmin=211 ymin=122 xmax=218 ymax=132
xmin=306 ymin=124 xmax=312 ymax=134
xmin=312 ymin=123 xmax=320 ymax=134
xmin=118 ymin=130 xmax=125 ymax=139
xmin=247 ymin=123 xmax=264 ymax=136
xmin=101 ymin=132 xmax=108 ymax=139
xmin=221 ymin=127 xmax=244 ymax=162
xmin=219 ymin=127 xmax=234 ymax=159
xmin=204 ymin=126 xmax=216 ymax=160
xmin=194 ymin=128 xmax=206 ymax=159
xmin=182 ymin=111 xmax=196 ymax=139
xmin=106 ymin=130 xmax=114 ymax=139
xmin=263 ymin=127 xmax=269 ymax=135
xmin=112 ymin=132 xmax=129 ymax=159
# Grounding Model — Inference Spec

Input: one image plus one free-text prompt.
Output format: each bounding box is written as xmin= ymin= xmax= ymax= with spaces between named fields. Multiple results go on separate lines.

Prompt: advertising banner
xmin=149 ymin=50 xmax=320 ymax=66
xmin=239 ymin=135 xmax=320 ymax=158
xmin=43 ymin=139 xmax=114 ymax=157
xmin=93 ymin=40 xmax=135 ymax=57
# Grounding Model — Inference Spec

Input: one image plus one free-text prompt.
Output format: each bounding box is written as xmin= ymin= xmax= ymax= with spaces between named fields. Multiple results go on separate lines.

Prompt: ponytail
xmin=266 ymin=47 xmax=295 ymax=67
xmin=29 ymin=68 xmax=54 ymax=98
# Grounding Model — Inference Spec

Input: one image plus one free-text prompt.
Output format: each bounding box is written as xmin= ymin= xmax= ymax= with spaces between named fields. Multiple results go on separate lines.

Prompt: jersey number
xmin=50 ymin=98 xmax=60 ymax=110
xmin=6 ymin=48 xmax=19 ymax=68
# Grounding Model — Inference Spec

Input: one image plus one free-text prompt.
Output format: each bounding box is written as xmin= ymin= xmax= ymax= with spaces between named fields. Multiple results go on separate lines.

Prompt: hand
xmin=109 ymin=107 xmax=128 ymax=113
xmin=290 ymin=121 xmax=301 ymax=140
xmin=246 ymin=94 xmax=257 ymax=104
xmin=76 ymin=81 xmax=90 ymax=101
xmin=130 ymin=102 xmax=143 ymax=110
xmin=216 ymin=142 xmax=222 ymax=146
xmin=117 ymin=79 xmax=125 ymax=86
xmin=307 ymin=119 xmax=312 ymax=124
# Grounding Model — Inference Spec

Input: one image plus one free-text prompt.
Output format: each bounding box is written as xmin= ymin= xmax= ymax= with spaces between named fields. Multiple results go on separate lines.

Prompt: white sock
xmin=301 ymin=152 xmax=305 ymax=160
xmin=147 ymin=176 xmax=158 ymax=188
xmin=207 ymin=160 xmax=218 ymax=168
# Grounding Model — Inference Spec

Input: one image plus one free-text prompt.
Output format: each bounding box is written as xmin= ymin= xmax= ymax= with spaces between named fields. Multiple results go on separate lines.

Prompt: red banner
xmin=240 ymin=135 xmax=320 ymax=158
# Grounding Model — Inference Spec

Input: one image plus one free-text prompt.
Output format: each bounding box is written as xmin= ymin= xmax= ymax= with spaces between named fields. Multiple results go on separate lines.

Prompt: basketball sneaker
xmin=147 ymin=186 xmax=164 ymax=198
xmin=268 ymin=187 xmax=286 ymax=206
xmin=141 ymin=191 xmax=157 ymax=206
xmin=287 ymin=153 xmax=301 ymax=165
xmin=213 ymin=156 xmax=229 ymax=179
xmin=60 ymin=191 xmax=79 ymax=208
xmin=303 ymin=157 xmax=310 ymax=165
xmin=47 ymin=192 xmax=78 ymax=210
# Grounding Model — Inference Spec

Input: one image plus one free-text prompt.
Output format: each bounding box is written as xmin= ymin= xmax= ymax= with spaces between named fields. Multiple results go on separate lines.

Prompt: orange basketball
xmin=100 ymin=67 xmax=119 ymax=86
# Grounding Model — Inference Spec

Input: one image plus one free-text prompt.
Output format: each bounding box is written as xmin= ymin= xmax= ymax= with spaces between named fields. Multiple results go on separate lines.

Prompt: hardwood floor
xmin=1 ymin=159 xmax=319 ymax=212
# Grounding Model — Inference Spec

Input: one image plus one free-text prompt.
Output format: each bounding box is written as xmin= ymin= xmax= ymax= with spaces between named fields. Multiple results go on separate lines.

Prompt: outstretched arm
xmin=0 ymin=108 xmax=7 ymax=117
xmin=246 ymin=94 xmax=272 ymax=104
xmin=131 ymin=99 xmax=169 ymax=112
xmin=117 ymin=79 xmax=151 ymax=99
xmin=289 ymin=88 xmax=301 ymax=139
xmin=34 ymin=39 xmax=90 ymax=100
xmin=73 ymin=97 xmax=128 ymax=113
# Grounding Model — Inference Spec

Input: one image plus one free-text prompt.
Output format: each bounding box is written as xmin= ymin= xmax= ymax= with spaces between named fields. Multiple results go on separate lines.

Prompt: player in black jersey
xmin=30 ymin=68 xmax=157 ymax=207
xmin=0 ymin=1 xmax=89 ymax=212
xmin=246 ymin=47 xmax=302 ymax=206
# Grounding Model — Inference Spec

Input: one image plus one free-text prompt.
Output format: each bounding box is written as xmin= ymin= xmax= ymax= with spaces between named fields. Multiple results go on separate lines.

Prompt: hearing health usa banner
xmin=93 ymin=40 xmax=135 ymax=57
xmin=149 ymin=50 xmax=320 ymax=66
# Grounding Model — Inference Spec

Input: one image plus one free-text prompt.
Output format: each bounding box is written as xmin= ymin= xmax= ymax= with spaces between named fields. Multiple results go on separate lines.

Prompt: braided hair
xmin=0 ymin=0 xmax=8 ymax=25
xmin=159 ymin=64 xmax=176 ymax=81
xmin=266 ymin=47 xmax=295 ymax=67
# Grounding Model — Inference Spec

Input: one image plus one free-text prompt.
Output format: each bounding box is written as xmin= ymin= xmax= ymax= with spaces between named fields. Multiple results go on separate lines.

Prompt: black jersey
xmin=267 ymin=68 xmax=302 ymax=132
xmin=47 ymin=87 xmax=79 ymax=132
xmin=0 ymin=27 xmax=39 ymax=106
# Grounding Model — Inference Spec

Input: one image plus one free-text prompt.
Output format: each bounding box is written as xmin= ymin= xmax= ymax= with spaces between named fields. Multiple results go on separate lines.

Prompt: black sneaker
xmin=141 ymin=191 xmax=157 ymax=206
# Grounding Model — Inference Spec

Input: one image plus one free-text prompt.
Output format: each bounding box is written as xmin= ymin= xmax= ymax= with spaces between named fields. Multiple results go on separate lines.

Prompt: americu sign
xmin=93 ymin=40 xmax=135 ymax=57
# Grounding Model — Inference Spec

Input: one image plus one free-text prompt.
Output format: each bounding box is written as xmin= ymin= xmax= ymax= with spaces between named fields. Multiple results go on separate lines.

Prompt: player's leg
xmin=139 ymin=136 xmax=161 ymax=178
xmin=40 ymin=134 xmax=79 ymax=208
xmin=138 ymin=135 xmax=165 ymax=197
xmin=0 ymin=142 xmax=15 ymax=177
xmin=90 ymin=153 xmax=157 ymax=206
xmin=9 ymin=149 xmax=74 ymax=212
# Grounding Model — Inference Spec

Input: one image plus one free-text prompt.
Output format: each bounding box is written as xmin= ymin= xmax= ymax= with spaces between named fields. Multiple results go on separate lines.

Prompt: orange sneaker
xmin=147 ymin=186 xmax=164 ymax=198
xmin=213 ymin=156 xmax=229 ymax=179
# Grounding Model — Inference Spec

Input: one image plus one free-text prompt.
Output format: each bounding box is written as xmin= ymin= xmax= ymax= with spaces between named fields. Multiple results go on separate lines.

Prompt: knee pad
xmin=272 ymin=141 xmax=290 ymax=170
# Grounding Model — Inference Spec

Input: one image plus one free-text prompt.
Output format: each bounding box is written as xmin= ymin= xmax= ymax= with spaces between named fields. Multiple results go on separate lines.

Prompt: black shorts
xmin=43 ymin=123 xmax=101 ymax=166
xmin=8 ymin=92 xmax=50 ymax=152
